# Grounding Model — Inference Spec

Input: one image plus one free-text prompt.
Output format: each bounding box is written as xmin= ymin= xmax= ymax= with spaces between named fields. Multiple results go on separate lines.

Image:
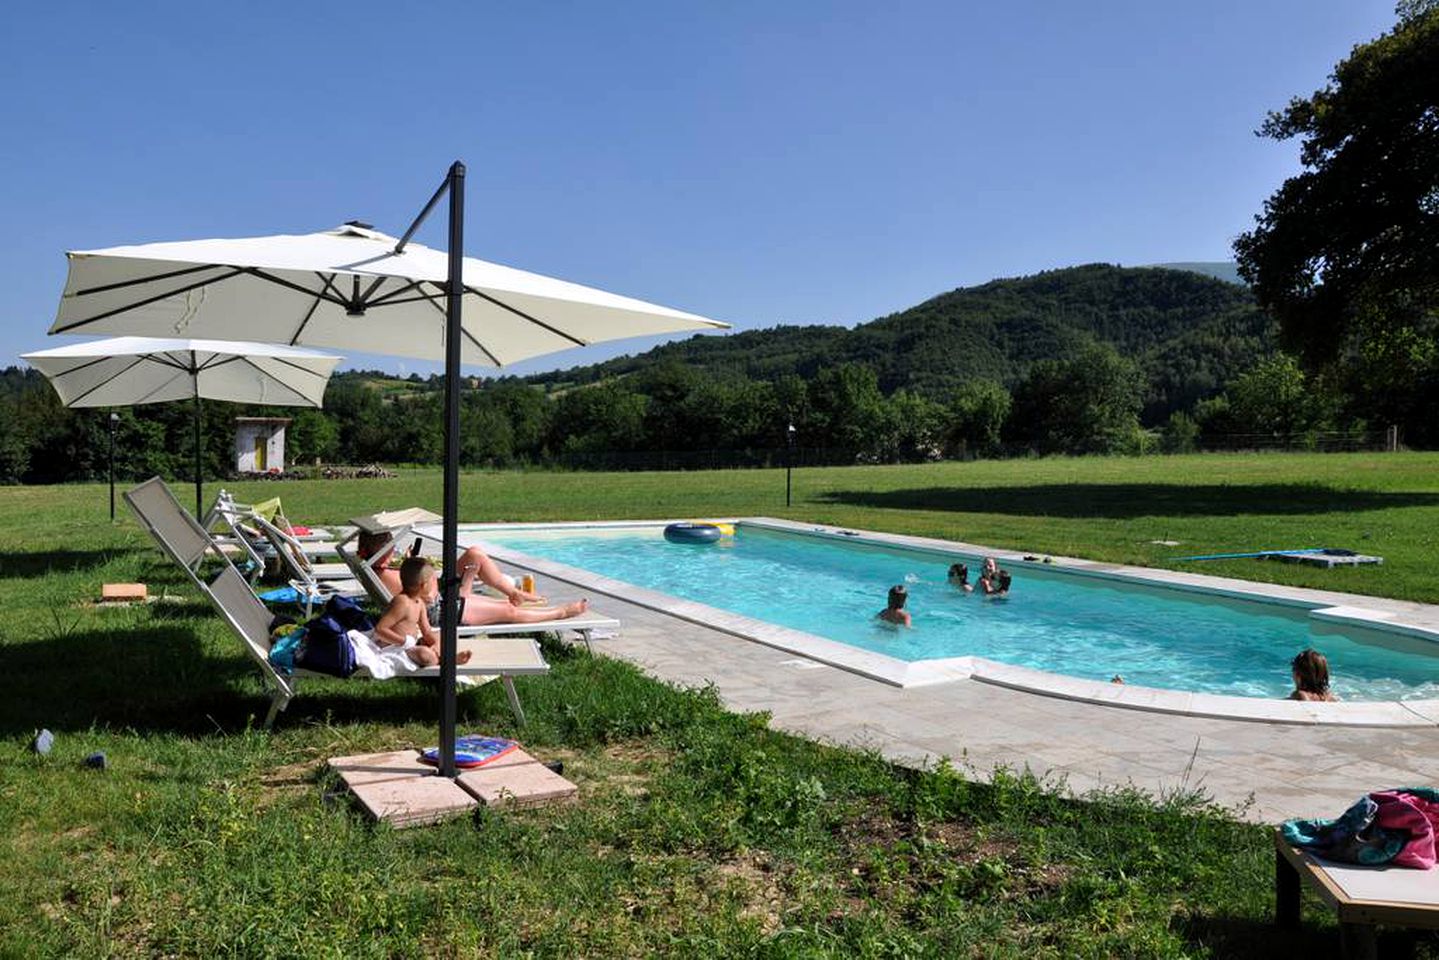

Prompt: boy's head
xmin=948 ymin=562 xmax=968 ymax=584
xmin=887 ymin=584 xmax=908 ymax=609
xmin=398 ymin=556 xmax=436 ymax=597
xmin=997 ymin=570 xmax=1012 ymax=592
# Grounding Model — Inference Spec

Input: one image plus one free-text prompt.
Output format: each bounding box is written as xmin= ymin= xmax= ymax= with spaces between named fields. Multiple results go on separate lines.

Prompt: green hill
xmin=526 ymin=264 xmax=1274 ymax=421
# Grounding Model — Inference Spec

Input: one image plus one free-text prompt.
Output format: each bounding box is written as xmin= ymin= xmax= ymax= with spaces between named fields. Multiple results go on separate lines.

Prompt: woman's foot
xmin=457 ymin=649 xmax=472 ymax=665
xmin=559 ymin=598 xmax=588 ymax=619
xmin=507 ymin=586 xmax=547 ymax=605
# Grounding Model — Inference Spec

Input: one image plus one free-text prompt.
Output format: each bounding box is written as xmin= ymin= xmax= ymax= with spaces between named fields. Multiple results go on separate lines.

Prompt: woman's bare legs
xmin=460 ymin=597 xmax=588 ymax=626
xmin=457 ymin=546 xmax=545 ymax=603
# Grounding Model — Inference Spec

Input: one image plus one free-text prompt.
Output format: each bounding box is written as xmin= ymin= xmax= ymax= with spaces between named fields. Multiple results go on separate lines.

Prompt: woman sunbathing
xmin=357 ymin=530 xmax=544 ymax=604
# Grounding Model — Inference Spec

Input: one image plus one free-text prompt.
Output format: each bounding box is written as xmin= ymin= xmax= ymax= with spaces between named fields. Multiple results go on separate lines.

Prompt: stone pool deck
xmin=567 ymin=592 xmax=1439 ymax=825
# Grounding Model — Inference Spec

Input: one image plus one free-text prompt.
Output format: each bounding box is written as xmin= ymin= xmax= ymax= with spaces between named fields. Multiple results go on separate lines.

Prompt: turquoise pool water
xmin=474 ymin=525 xmax=1439 ymax=701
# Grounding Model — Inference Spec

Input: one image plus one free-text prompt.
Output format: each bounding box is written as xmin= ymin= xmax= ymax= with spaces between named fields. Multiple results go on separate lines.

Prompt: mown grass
xmin=2 ymin=452 xmax=1437 ymax=956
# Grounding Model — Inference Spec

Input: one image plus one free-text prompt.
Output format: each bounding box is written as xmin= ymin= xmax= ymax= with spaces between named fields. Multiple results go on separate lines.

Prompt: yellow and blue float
xmin=664 ymin=521 xmax=727 ymax=544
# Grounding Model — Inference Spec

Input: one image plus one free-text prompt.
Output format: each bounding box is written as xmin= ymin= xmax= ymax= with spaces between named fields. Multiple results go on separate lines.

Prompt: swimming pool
xmin=459 ymin=521 xmax=1439 ymax=703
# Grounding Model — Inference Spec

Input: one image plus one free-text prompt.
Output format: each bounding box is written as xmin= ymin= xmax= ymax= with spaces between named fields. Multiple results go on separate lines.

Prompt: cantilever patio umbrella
xmin=23 ymin=336 xmax=342 ymax=517
xmin=46 ymin=162 xmax=730 ymax=775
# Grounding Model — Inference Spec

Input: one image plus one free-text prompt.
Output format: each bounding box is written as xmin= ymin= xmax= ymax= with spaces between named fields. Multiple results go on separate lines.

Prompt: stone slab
xmin=349 ymin=775 xmax=477 ymax=828
xmin=101 ymin=582 xmax=147 ymax=601
xmin=456 ymin=748 xmax=578 ymax=808
xmin=328 ymin=750 xmax=432 ymax=789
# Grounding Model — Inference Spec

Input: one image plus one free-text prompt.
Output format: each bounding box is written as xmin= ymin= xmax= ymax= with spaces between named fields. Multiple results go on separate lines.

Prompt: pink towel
xmin=1371 ymin=790 xmax=1439 ymax=869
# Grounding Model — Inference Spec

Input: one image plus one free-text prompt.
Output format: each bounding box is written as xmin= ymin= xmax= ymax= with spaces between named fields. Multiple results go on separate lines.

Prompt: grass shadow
xmin=0 ymin=621 xmax=526 ymax=737
xmin=0 ymin=547 xmax=145 ymax=580
xmin=1170 ymin=911 xmax=1438 ymax=958
xmin=818 ymin=483 xmax=1439 ymax=519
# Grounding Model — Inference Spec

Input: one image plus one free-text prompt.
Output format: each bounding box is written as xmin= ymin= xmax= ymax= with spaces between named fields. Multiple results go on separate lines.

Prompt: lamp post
xmin=108 ymin=412 xmax=120 ymax=520
xmin=785 ymin=422 xmax=796 ymax=508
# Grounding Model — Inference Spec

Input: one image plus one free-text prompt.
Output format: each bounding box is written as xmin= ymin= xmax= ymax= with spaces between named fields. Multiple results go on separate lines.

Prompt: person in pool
xmin=947 ymin=563 xmax=973 ymax=593
xmin=878 ymin=584 xmax=912 ymax=627
xmin=1288 ymin=648 xmax=1338 ymax=702
xmin=980 ymin=567 xmax=1011 ymax=597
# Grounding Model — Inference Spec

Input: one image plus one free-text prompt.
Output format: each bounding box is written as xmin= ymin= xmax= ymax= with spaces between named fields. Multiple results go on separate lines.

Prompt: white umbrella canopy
xmin=22 ymin=336 xmax=341 ymax=408
xmin=50 ymin=223 xmax=728 ymax=364
xmin=22 ymin=336 xmax=342 ymax=516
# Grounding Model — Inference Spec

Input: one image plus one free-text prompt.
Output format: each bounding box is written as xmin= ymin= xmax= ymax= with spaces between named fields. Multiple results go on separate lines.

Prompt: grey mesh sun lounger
xmin=124 ymin=476 xmax=551 ymax=728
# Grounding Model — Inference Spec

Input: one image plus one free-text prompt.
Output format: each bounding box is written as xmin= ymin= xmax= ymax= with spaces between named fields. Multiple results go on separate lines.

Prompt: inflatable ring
xmin=664 ymin=522 xmax=722 ymax=544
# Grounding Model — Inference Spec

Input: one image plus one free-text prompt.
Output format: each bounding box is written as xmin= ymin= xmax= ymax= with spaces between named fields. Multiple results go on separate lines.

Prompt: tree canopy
xmin=1233 ymin=8 xmax=1439 ymax=391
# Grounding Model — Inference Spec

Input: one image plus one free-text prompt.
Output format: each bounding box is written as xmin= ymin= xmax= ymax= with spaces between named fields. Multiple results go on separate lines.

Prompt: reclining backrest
xmin=335 ymin=526 xmax=399 ymax=606
xmin=205 ymin=564 xmax=279 ymax=669
xmin=124 ymin=476 xmax=216 ymax=576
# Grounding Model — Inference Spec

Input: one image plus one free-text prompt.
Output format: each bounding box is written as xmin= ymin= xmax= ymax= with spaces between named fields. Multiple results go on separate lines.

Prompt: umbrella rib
xmin=465 ymin=285 xmax=589 ymax=348
xmin=65 ymin=356 xmax=150 ymax=406
xmin=52 ymin=268 xmax=249 ymax=334
xmin=263 ymin=355 xmax=334 ymax=379
xmin=234 ymin=357 xmax=313 ymax=405
xmin=418 ymin=284 xmax=502 ymax=366
xmin=70 ymin=263 xmax=230 ymax=297
xmin=366 ymin=280 xmax=427 ymax=307
xmin=289 ymin=273 xmax=341 ymax=345
xmin=237 ymin=267 xmax=351 ymax=307
xmin=31 ymin=354 xmax=116 ymax=381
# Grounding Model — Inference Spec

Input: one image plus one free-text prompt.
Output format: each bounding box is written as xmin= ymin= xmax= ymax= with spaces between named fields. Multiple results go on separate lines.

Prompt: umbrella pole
xmin=440 ymin=161 xmax=466 ymax=779
xmin=194 ymin=392 xmax=203 ymax=518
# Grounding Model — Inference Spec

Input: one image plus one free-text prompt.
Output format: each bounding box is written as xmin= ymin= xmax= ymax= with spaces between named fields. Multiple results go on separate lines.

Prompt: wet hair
xmin=1291 ymin=648 xmax=1331 ymax=695
xmin=998 ymin=570 xmax=1012 ymax=593
xmin=948 ymin=563 xmax=969 ymax=584
xmin=887 ymin=584 xmax=908 ymax=609
xmin=398 ymin=556 xmax=435 ymax=594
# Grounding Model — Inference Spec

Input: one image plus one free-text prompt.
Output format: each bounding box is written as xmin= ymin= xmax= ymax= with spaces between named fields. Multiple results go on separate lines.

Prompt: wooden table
xmin=1275 ymin=828 xmax=1439 ymax=959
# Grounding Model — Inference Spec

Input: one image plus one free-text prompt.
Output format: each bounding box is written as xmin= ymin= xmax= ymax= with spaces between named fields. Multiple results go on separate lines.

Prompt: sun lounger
xmin=1275 ymin=827 xmax=1439 ymax=957
xmin=125 ymin=477 xmax=551 ymax=728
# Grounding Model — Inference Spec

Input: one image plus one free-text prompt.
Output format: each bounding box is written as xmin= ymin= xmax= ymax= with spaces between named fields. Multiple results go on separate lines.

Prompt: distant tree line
xmin=0 ymin=340 xmax=1382 ymax=486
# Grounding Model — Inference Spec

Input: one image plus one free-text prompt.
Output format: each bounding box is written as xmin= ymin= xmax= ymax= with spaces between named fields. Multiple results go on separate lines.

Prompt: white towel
xmin=348 ymin=629 xmax=421 ymax=680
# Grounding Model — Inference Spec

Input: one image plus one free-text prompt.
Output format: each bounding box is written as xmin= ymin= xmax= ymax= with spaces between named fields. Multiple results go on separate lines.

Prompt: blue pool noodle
xmin=1173 ymin=548 xmax=1326 ymax=562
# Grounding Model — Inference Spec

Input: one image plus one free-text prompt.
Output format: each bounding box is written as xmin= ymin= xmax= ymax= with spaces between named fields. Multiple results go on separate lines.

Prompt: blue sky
xmin=0 ymin=1 xmax=1399 ymax=376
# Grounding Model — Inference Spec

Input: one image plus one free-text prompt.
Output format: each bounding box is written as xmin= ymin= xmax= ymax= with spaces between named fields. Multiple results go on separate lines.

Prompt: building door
xmin=254 ymin=435 xmax=267 ymax=471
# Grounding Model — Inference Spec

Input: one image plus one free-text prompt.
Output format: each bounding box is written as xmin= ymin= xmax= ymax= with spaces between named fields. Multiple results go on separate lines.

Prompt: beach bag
xmin=296 ymin=597 xmax=373 ymax=678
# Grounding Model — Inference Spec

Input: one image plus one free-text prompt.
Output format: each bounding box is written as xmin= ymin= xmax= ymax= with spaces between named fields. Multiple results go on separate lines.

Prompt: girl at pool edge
xmin=878 ymin=584 xmax=912 ymax=627
xmin=1289 ymin=648 xmax=1338 ymax=702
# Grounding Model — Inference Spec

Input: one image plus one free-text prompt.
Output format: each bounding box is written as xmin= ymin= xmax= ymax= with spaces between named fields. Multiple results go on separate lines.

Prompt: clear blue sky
xmin=0 ymin=0 xmax=1399 ymax=377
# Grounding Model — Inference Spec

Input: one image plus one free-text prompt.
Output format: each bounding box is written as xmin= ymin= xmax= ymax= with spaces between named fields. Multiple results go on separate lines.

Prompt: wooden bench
xmin=1275 ymin=827 xmax=1439 ymax=959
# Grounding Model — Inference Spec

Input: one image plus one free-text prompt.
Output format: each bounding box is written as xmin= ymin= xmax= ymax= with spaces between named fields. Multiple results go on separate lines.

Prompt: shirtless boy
xmin=372 ymin=557 xmax=472 ymax=667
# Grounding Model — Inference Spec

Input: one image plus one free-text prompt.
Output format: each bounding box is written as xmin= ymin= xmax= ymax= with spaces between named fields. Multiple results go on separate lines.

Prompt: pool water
xmin=475 ymin=525 xmax=1439 ymax=701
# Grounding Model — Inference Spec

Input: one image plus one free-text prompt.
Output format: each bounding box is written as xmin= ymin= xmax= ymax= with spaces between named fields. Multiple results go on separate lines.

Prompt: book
xmin=419 ymin=735 xmax=518 ymax=769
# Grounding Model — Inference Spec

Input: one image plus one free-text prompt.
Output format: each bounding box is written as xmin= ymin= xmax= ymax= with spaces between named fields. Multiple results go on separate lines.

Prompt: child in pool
xmin=1288 ymin=648 xmax=1338 ymax=702
xmin=947 ymin=563 xmax=973 ymax=593
xmin=980 ymin=568 xmax=1011 ymax=597
xmin=878 ymin=584 xmax=912 ymax=627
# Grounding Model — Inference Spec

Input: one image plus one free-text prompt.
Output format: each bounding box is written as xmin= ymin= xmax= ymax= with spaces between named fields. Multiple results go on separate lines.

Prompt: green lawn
xmin=1 ymin=452 xmax=1436 ymax=957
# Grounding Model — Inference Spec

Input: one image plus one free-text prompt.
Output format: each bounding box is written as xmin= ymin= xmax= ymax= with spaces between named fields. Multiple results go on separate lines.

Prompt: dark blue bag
xmin=297 ymin=596 xmax=374 ymax=678
xmin=323 ymin=594 xmax=374 ymax=633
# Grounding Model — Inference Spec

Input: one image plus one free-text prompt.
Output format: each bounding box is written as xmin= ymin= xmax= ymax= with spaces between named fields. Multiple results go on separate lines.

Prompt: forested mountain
xmin=527 ymin=264 xmax=1275 ymax=422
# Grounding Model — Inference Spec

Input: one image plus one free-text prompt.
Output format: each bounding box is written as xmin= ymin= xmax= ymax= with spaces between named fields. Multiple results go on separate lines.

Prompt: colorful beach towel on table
xmin=1281 ymin=787 xmax=1439 ymax=868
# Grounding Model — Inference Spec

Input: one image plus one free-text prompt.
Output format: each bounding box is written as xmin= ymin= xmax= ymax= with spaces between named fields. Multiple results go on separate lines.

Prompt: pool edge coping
xmin=430 ymin=518 xmax=1439 ymax=729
